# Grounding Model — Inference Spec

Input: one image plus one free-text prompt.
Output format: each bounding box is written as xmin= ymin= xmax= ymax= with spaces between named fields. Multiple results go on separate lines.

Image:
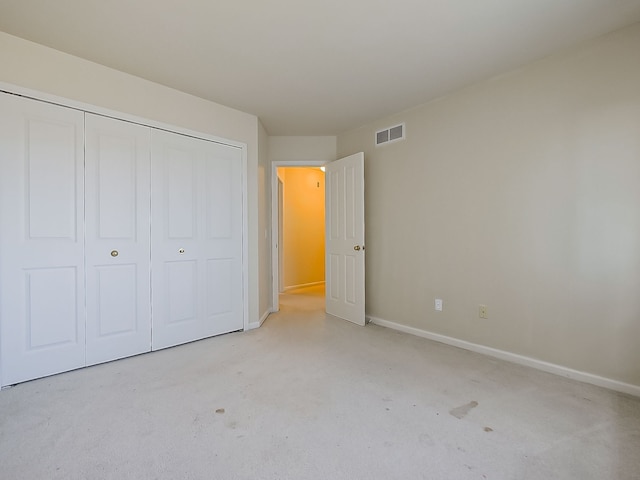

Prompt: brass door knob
xmin=110 ymin=250 xmax=118 ymax=257
xmin=353 ymin=245 xmax=361 ymax=251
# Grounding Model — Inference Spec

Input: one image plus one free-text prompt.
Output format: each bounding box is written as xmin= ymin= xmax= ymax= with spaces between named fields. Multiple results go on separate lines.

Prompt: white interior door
xmin=0 ymin=93 xmax=85 ymax=386
xmin=151 ymin=129 xmax=243 ymax=350
xmin=85 ymin=114 xmax=151 ymax=366
xmin=325 ymin=152 xmax=365 ymax=326
xmin=151 ymin=130 xmax=202 ymax=349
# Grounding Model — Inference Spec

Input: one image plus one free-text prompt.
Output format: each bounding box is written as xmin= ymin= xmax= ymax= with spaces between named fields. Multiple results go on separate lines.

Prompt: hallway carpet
xmin=1 ymin=285 xmax=638 ymax=479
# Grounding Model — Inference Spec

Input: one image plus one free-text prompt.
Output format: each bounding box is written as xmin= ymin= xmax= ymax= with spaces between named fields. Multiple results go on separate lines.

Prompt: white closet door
xmin=0 ymin=93 xmax=85 ymax=386
xmin=201 ymin=140 xmax=244 ymax=337
xmin=151 ymin=130 xmax=202 ymax=349
xmin=151 ymin=129 xmax=243 ymax=350
xmin=85 ymin=114 xmax=151 ymax=366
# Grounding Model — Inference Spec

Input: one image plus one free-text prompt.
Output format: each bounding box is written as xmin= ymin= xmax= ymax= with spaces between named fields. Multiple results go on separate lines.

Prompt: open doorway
xmin=271 ymin=161 xmax=326 ymax=312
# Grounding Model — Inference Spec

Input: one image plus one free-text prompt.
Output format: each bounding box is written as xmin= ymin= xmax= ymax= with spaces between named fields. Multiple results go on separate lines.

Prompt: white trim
xmin=248 ymin=310 xmax=271 ymax=330
xmin=368 ymin=315 xmax=640 ymax=398
xmin=270 ymin=167 xmax=280 ymax=311
xmin=284 ymin=281 xmax=325 ymax=291
xmin=241 ymin=146 xmax=249 ymax=332
xmin=270 ymin=160 xmax=328 ymax=313
xmin=0 ymin=81 xmax=250 ymax=339
xmin=0 ymin=82 xmax=245 ymax=149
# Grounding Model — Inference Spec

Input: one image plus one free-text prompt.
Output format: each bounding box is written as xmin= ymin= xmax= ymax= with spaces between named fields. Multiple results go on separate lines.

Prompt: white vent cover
xmin=375 ymin=123 xmax=405 ymax=146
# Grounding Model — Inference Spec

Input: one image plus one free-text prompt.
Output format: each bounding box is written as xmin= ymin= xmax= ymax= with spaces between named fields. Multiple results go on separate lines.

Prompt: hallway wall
xmin=279 ymin=167 xmax=325 ymax=289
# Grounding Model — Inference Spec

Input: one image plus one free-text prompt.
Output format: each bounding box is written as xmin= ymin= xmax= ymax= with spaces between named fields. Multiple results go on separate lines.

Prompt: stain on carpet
xmin=449 ymin=401 xmax=478 ymax=419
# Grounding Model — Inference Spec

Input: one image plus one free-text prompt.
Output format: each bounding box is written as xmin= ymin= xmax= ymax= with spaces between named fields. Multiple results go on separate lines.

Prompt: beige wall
xmin=337 ymin=23 xmax=640 ymax=387
xmin=280 ymin=168 xmax=325 ymax=288
xmin=269 ymin=136 xmax=337 ymax=162
xmin=0 ymin=31 xmax=265 ymax=327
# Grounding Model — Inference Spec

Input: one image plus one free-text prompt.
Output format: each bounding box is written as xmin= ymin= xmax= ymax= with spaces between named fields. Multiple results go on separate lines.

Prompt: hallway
xmin=279 ymin=284 xmax=325 ymax=314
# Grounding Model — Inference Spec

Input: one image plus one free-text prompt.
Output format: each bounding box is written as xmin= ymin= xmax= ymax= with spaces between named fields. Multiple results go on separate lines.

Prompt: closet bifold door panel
xmin=0 ymin=93 xmax=85 ymax=387
xmin=85 ymin=114 xmax=152 ymax=366
xmin=200 ymin=137 xmax=244 ymax=338
xmin=151 ymin=129 xmax=243 ymax=350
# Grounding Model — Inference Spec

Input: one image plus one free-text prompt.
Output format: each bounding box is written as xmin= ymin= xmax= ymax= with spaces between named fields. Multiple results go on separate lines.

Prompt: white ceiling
xmin=1 ymin=0 xmax=640 ymax=135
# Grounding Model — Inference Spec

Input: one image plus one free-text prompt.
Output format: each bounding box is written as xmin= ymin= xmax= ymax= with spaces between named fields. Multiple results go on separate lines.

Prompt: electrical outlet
xmin=435 ymin=299 xmax=443 ymax=311
xmin=479 ymin=305 xmax=488 ymax=319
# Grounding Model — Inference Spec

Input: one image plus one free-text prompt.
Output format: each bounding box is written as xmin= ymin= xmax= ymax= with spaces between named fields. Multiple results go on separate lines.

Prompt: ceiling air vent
xmin=375 ymin=123 xmax=405 ymax=146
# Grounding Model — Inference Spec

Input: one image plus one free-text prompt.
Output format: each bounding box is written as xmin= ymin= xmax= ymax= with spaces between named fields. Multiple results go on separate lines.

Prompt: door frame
xmin=0 ymin=81 xmax=250 ymax=334
xmin=277 ymin=177 xmax=284 ymax=294
xmin=270 ymin=160 xmax=326 ymax=313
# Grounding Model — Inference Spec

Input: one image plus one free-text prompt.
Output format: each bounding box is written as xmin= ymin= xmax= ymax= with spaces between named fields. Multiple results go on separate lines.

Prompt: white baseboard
xmin=367 ymin=315 xmax=640 ymax=398
xmin=248 ymin=310 xmax=271 ymax=330
xmin=283 ymin=281 xmax=325 ymax=291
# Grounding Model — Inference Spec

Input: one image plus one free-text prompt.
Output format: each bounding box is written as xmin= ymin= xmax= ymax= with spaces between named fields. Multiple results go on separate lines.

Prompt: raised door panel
xmin=166 ymin=260 xmax=198 ymax=324
xmin=0 ymin=93 xmax=85 ymax=386
xmin=85 ymin=114 xmax=151 ymax=365
xmin=151 ymin=129 xmax=203 ymax=349
xmin=166 ymin=147 xmax=198 ymax=239
xmin=343 ymin=164 xmax=358 ymax=307
xmin=26 ymin=268 xmax=79 ymax=347
xmin=327 ymin=169 xmax=343 ymax=307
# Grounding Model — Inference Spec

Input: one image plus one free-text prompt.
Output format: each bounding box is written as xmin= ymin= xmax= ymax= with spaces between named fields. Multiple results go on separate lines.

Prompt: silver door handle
xmin=179 ymin=248 xmax=185 ymax=254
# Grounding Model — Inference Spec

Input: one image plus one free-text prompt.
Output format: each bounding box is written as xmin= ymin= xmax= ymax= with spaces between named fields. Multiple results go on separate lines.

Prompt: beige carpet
xmin=1 ymin=285 xmax=639 ymax=479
